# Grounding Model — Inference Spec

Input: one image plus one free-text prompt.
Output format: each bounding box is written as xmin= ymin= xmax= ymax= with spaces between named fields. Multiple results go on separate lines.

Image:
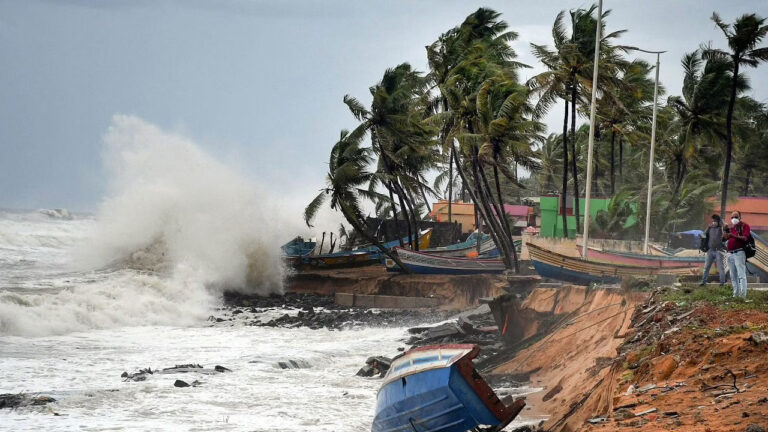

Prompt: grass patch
xmin=659 ymin=284 xmax=768 ymax=312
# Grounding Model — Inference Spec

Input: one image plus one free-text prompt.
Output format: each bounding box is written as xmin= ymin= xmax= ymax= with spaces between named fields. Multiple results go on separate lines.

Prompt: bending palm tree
xmin=703 ymin=12 xmax=768 ymax=217
xmin=304 ymin=130 xmax=409 ymax=272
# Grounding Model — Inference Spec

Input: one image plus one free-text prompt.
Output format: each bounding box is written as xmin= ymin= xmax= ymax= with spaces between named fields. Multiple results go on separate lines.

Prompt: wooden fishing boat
xmin=386 ymin=247 xmax=505 ymax=275
xmin=528 ymin=242 xmax=701 ymax=285
xmin=422 ymin=235 xmax=497 ymax=257
xmin=372 ymin=344 xmax=524 ymax=432
xmin=290 ymin=229 xmax=433 ymax=269
xmin=280 ymin=236 xmax=316 ymax=257
xmin=579 ymin=246 xmax=705 ymax=268
xmin=357 ymin=229 xmax=433 ymax=258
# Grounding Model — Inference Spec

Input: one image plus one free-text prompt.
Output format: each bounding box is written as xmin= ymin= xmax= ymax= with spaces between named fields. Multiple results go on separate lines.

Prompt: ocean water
xmin=0 ymin=117 xmax=540 ymax=430
xmin=0 ymin=209 xmax=410 ymax=431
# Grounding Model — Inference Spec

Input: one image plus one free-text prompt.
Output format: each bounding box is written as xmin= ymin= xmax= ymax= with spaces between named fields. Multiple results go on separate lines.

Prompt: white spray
xmin=0 ymin=115 xmax=298 ymax=336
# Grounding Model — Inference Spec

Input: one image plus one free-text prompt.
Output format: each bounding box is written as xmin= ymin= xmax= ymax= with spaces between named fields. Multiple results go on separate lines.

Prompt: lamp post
xmin=634 ymin=48 xmax=665 ymax=254
xmin=580 ymin=0 xmax=602 ymax=259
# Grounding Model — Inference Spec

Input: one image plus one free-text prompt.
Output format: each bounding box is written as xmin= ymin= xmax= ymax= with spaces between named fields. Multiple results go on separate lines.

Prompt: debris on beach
xmin=121 ymin=364 xmax=233 ymax=382
xmin=356 ymin=356 xmax=392 ymax=378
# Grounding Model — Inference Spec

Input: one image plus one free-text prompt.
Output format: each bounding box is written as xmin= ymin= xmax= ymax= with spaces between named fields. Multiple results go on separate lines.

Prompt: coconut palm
xmin=702 ymin=12 xmax=768 ymax=217
xmin=343 ymin=63 xmax=437 ymax=250
xmin=304 ymin=130 xmax=408 ymax=271
xmin=666 ymin=51 xmax=739 ymax=196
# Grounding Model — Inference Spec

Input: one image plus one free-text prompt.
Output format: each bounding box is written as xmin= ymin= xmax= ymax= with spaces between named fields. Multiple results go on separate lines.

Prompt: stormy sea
xmin=0 ymin=116 xmax=535 ymax=431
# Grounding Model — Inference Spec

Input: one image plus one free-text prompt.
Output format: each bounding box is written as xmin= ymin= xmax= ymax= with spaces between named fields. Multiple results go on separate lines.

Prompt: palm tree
xmin=343 ymin=63 xmax=437 ymax=250
xmin=536 ymin=133 xmax=563 ymax=193
xmin=304 ymin=130 xmax=409 ymax=271
xmin=667 ymin=51 xmax=738 ymax=196
xmin=531 ymin=4 xmax=628 ymax=234
xmin=703 ymin=12 xmax=768 ymax=217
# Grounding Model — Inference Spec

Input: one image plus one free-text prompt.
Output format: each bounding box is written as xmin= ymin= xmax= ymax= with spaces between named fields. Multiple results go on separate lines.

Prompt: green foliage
xmin=659 ymin=284 xmax=768 ymax=312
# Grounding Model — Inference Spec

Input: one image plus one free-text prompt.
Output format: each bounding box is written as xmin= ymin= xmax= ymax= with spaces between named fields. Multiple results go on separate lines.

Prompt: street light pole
xmin=636 ymin=49 xmax=665 ymax=254
xmin=581 ymin=0 xmax=602 ymax=260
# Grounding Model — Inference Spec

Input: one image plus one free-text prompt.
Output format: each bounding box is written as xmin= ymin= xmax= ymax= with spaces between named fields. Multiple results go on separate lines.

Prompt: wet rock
xmin=214 ymin=365 xmax=232 ymax=373
xmin=276 ymin=360 xmax=311 ymax=369
xmin=357 ymin=356 xmax=391 ymax=377
xmin=174 ymin=380 xmax=190 ymax=387
xmin=0 ymin=394 xmax=56 ymax=409
xmin=746 ymin=425 xmax=766 ymax=432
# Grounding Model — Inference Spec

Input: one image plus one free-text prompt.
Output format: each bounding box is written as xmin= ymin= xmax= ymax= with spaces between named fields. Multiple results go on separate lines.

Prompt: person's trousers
xmin=727 ymin=250 xmax=748 ymax=298
xmin=701 ymin=249 xmax=725 ymax=285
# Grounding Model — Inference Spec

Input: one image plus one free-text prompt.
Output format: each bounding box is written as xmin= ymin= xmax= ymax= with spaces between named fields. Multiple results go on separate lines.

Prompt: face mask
xmin=731 ymin=218 xmax=740 ymax=225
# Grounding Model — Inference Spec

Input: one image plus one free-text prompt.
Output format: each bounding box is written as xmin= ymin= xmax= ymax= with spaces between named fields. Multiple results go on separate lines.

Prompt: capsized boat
xmin=527 ymin=242 xmax=701 ymax=285
xmin=372 ymin=344 xmax=524 ymax=432
xmin=386 ymin=248 xmax=506 ymax=275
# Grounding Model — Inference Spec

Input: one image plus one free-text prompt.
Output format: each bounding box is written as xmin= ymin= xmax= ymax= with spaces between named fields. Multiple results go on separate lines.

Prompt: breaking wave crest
xmin=0 ymin=115 xmax=296 ymax=336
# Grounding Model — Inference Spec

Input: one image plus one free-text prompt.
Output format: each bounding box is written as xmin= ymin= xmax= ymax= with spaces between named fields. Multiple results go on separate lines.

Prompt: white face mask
xmin=731 ymin=218 xmax=740 ymax=225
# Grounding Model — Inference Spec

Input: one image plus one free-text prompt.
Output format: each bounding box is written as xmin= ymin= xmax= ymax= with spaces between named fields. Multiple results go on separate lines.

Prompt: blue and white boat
xmin=386 ymin=248 xmax=506 ymax=275
xmin=372 ymin=344 xmax=524 ymax=432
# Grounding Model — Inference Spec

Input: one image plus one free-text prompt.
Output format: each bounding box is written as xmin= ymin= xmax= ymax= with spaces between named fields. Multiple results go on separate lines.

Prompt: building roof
xmin=503 ymin=204 xmax=532 ymax=217
xmin=725 ymin=197 xmax=768 ymax=230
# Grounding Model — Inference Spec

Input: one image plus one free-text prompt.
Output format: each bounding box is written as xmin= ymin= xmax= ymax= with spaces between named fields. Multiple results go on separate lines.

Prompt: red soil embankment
xmin=580 ymin=302 xmax=768 ymax=431
xmin=284 ymin=266 xmax=511 ymax=310
xmin=491 ymin=286 xmax=649 ymax=431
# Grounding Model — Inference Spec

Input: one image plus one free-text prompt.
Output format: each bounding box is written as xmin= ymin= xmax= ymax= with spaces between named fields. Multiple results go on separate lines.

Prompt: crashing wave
xmin=39 ymin=208 xmax=73 ymax=220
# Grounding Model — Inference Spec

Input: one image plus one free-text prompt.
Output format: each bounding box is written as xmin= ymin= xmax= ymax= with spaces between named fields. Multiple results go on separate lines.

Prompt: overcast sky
xmin=1 ymin=0 xmax=767 ymax=211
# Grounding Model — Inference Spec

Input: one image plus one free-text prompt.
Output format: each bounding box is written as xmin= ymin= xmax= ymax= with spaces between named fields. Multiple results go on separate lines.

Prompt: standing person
xmin=699 ymin=214 xmax=725 ymax=286
xmin=724 ymin=210 xmax=751 ymax=298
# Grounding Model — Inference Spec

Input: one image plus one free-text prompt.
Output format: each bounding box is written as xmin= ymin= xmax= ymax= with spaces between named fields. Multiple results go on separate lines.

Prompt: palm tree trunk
xmin=570 ymin=81 xmax=581 ymax=234
xmin=329 ymin=233 xmax=336 ymax=253
xmin=402 ymin=186 xmax=421 ymax=251
xmin=338 ymin=201 xmax=410 ymax=273
xmin=448 ymin=147 xmax=453 ymax=223
xmin=387 ymin=181 xmax=404 ymax=248
xmin=618 ymin=135 xmax=623 ymax=184
xmin=451 ymin=145 xmax=512 ymax=269
xmin=561 ymin=99 xmax=570 ymax=238
xmin=744 ymin=168 xmax=751 ymax=196
xmin=494 ymin=164 xmax=519 ymax=272
xmin=474 ymin=155 xmax=515 ymax=268
xmin=418 ymin=182 xmax=432 ymax=213
xmin=319 ymin=232 xmax=326 ymax=254
xmin=394 ymin=184 xmax=414 ymax=249
xmin=610 ymin=129 xmax=616 ymax=195
xmin=721 ymin=61 xmax=739 ymax=218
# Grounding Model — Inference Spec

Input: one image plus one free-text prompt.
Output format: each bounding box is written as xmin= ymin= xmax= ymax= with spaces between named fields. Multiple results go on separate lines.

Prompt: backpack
xmin=738 ymin=225 xmax=757 ymax=259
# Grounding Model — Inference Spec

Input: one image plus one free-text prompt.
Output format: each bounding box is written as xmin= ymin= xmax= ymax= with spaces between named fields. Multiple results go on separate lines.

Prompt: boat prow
xmin=372 ymin=344 xmax=524 ymax=432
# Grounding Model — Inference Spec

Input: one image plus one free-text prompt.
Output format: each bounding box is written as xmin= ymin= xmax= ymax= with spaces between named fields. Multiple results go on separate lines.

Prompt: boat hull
xmin=372 ymin=345 xmax=523 ymax=432
xmin=528 ymin=242 xmax=700 ymax=285
xmin=582 ymin=247 xmax=704 ymax=268
xmin=387 ymin=248 xmax=505 ymax=275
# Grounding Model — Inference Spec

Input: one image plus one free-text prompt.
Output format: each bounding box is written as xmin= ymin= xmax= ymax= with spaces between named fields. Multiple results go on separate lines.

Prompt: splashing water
xmin=0 ymin=115 xmax=298 ymax=337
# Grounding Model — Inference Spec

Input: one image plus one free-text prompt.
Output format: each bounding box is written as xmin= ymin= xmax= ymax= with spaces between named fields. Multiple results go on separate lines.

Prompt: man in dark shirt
xmin=723 ymin=210 xmax=750 ymax=298
xmin=699 ymin=214 xmax=725 ymax=286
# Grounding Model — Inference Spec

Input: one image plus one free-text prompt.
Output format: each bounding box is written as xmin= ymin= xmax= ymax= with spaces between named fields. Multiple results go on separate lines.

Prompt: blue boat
xmin=385 ymin=248 xmax=506 ymax=275
xmin=372 ymin=344 xmax=524 ymax=432
xmin=281 ymin=236 xmax=316 ymax=257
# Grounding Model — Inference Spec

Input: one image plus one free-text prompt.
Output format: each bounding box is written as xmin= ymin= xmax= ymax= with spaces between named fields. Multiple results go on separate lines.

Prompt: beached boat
xmin=372 ymin=344 xmax=524 ymax=432
xmin=292 ymin=229 xmax=432 ymax=269
xmin=422 ymin=234 xmax=497 ymax=257
xmin=357 ymin=229 xmax=433 ymax=257
xmin=280 ymin=236 xmax=316 ymax=257
xmin=386 ymin=248 xmax=505 ymax=275
xmin=579 ymin=246 xmax=705 ymax=268
xmin=528 ymin=242 xmax=701 ymax=285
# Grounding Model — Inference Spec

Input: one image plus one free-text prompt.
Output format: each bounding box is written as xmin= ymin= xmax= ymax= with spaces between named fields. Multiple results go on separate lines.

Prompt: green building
xmin=539 ymin=195 xmax=637 ymax=238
